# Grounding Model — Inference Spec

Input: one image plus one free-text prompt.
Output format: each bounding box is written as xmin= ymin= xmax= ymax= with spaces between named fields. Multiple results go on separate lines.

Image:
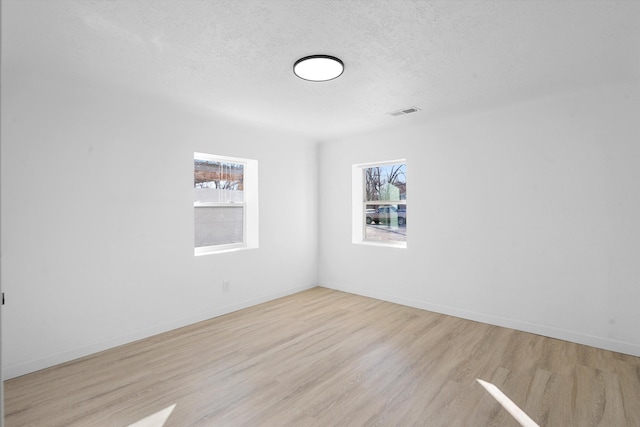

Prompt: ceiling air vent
xmin=387 ymin=106 xmax=420 ymax=116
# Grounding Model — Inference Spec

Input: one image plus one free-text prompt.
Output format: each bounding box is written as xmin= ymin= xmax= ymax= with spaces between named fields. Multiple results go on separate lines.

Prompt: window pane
xmin=364 ymin=204 xmax=406 ymax=242
xmin=194 ymin=159 xmax=244 ymax=203
xmin=364 ymin=164 xmax=406 ymax=202
xmin=195 ymin=206 xmax=243 ymax=247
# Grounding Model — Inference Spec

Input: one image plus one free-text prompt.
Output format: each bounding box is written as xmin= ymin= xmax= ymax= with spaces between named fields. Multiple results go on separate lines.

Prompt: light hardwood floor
xmin=5 ymin=287 xmax=640 ymax=426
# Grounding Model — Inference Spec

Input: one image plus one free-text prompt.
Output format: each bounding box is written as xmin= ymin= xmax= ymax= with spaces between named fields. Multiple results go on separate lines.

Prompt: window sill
xmin=195 ymin=244 xmax=250 ymax=256
xmin=354 ymin=240 xmax=407 ymax=249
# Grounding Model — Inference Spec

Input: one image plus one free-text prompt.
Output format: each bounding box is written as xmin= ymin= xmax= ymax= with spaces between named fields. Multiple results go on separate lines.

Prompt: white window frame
xmin=194 ymin=152 xmax=259 ymax=256
xmin=352 ymin=159 xmax=407 ymax=248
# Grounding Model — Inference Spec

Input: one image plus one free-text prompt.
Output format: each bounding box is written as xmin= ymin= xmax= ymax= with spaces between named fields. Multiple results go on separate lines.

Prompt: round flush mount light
xmin=293 ymin=55 xmax=344 ymax=82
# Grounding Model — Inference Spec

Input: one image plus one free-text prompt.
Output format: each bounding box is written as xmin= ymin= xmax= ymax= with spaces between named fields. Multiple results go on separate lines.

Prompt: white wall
xmin=1 ymin=69 xmax=318 ymax=379
xmin=319 ymin=81 xmax=640 ymax=357
xmin=2 ymin=37 xmax=637 ymax=385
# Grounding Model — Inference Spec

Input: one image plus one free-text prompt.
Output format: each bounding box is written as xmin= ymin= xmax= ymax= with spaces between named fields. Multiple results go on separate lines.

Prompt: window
xmin=194 ymin=153 xmax=258 ymax=255
xmin=352 ymin=160 xmax=407 ymax=247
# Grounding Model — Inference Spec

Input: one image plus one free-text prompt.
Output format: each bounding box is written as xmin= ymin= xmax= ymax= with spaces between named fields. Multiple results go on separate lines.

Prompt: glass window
xmin=194 ymin=206 xmax=243 ymax=247
xmin=194 ymin=153 xmax=257 ymax=255
xmin=354 ymin=162 xmax=406 ymax=246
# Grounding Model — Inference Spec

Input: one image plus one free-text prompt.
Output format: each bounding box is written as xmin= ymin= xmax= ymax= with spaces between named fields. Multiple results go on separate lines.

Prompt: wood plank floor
xmin=4 ymin=287 xmax=640 ymax=426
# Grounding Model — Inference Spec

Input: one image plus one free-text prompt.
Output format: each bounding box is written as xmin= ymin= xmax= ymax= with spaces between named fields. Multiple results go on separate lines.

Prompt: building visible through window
xmin=194 ymin=153 xmax=258 ymax=255
xmin=358 ymin=162 xmax=407 ymax=246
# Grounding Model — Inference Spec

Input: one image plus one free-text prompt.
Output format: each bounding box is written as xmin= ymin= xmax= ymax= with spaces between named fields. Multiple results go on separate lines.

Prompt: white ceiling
xmin=3 ymin=0 xmax=639 ymax=141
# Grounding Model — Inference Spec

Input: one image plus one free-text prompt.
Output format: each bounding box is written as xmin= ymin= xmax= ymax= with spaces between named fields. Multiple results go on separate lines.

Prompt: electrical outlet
xmin=222 ymin=281 xmax=230 ymax=292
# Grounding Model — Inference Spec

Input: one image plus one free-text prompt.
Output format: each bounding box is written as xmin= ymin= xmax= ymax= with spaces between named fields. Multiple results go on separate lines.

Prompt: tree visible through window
xmin=363 ymin=163 xmax=407 ymax=243
xmin=194 ymin=154 xmax=246 ymax=252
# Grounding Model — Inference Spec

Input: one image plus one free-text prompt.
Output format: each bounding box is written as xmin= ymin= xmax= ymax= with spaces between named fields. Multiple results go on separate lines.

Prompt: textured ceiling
xmin=3 ymin=0 xmax=639 ymax=141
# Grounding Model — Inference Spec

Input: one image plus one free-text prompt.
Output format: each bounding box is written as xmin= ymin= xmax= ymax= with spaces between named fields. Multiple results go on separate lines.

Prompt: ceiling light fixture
xmin=293 ymin=55 xmax=344 ymax=82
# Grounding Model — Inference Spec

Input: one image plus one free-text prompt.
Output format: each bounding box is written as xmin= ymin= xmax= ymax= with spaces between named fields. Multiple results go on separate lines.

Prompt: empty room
xmin=1 ymin=0 xmax=639 ymax=426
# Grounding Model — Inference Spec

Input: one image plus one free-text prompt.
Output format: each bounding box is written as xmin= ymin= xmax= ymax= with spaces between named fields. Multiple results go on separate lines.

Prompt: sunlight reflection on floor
xmin=126 ymin=404 xmax=177 ymax=427
xmin=476 ymin=379 xmax=539 ymax=427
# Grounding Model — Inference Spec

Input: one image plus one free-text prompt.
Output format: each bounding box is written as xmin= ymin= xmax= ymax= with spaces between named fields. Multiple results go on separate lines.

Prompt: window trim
xmin=352 ymin=159 xmax=407 ymax=248
xmin=194 ymin=152 xmax=258 ymax=256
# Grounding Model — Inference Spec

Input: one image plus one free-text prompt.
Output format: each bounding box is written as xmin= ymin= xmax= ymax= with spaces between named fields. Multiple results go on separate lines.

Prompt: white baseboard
xmin=4 ymin=282 xmax=317 ymax=380
xmin=320 ymin=282 xmax=640 ymax=358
